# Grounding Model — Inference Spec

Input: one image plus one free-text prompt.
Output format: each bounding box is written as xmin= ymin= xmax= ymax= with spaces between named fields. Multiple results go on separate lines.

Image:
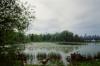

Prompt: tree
xmin=0 ymin=0 xmax=34 ymax=45
xmin=0 ymin=0 xmax=34 ymax=66
xmin=59 ymin=31 xmax=74 ymax=42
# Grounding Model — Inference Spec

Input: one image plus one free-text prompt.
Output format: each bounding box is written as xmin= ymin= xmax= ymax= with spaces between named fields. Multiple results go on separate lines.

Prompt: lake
xmin=22 ymin=42 xmax=100 ymax=66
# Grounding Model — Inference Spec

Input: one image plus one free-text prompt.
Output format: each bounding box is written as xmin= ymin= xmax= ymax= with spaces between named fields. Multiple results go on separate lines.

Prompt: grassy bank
xmin=68 ymin=60 xmax=100 ymax=66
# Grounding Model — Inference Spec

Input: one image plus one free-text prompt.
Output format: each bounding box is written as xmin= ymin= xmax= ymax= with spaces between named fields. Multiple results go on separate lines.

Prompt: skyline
xmin=21 ymin=0 xmax=100 ymax=35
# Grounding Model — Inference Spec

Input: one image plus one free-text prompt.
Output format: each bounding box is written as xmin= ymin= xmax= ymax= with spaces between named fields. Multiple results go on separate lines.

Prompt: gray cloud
xmin=25 ymin=0 xmax=100 ymax=35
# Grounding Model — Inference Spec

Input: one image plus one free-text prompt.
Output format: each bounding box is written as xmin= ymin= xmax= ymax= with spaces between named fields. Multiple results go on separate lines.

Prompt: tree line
xmin=81 ymin=35 xmax=100 ymax=42
xmin=28 ymin=31 xmax=84 ymax=42
xmin=27 ymin=32 xmax=100 ymax=42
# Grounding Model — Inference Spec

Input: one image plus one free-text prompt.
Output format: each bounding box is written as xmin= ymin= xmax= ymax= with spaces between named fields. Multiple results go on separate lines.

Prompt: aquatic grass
xmin=67 ymin=52 xmax=100 ymax=66
xmin=27 ymin=52 xmax=65 ymax=66
xmin=68 ymin=60 xmax=100 ymax=66
xmin=26 ymin=54 xmax=32 ymax=59
xmin=48 ymin=52 xmax=61 ymax=61
xmin=48 ymin=60 xmax=64 ymax=66
xmin=37 ymin=52 xmax=47 ymax=60
xmin=25 ymin=60 xmax=65 ymax=66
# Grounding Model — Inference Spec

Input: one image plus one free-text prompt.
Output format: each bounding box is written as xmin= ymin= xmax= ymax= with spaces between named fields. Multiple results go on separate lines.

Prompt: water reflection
xmin=23 ymin=42 xmax=100 ymax=66
xmin=77 ymin=43 xmax=100 ymax=57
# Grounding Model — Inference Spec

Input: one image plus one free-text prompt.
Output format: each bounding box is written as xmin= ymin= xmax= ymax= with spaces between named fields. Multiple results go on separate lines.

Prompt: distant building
xmin=91 ymin=39 xmax=96 ymax=42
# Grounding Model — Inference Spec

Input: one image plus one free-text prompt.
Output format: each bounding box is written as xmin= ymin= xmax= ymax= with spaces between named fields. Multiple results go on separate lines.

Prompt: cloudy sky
xmin=21 ymin=0 xmax=100 ymax=35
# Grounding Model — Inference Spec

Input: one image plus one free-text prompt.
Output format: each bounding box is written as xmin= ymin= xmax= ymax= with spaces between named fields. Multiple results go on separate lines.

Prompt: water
xmin=22 ymin=42 xmax=100 ymax=66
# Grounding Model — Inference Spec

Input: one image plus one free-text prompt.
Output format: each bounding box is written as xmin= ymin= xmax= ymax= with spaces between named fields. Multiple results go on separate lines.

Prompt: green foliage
xmin=68 ymin=60 xmax=100 ymax=66
xmin=29 ymin=30 xmax=84 ymax=42
xmin=12 ymin=32 xmax=31 ymax=44
xmin=0 ymin=0 xmax=34 ymax=45
xmin=37 ymin=53 xmax=47 ymax=60
xmin=48 ymin=52 xmax=61 ymax=60
xmin=0 ymin=46 xmax=23 ymax=66
xmin=0 ymin=0 xmax=34 ymax=66
xmin=25 ymin=60 xmax=65 ymax=66
xmin=0 ymin=0 xmax=31 ymax=31
xmin=48 ymin=60 xmax=64 ymax=66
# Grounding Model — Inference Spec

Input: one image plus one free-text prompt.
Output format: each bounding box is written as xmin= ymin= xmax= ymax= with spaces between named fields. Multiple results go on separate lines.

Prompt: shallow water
xmin=22 ymin=42 xmax=100 ymax=66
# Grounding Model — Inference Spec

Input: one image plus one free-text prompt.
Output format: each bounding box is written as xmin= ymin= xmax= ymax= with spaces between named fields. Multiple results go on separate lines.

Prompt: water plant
xmin=37 ymin=52 xmax=47 ymax=60
xmin=68 ymin=60 xmax=100 ymax=66
xmin=48 ymin=52 xmax=61 ymax=61
xmin=67 ymin=52 xmax=100 ymax=66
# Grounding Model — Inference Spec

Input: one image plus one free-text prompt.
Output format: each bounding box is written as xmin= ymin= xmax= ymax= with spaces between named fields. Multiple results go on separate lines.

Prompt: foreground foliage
xmin=0 ymin=0 xmax=34 ymax=66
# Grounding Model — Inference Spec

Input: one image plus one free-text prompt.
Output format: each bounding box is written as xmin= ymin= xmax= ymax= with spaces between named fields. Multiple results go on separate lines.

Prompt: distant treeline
xmin=27 ymin=31 xmax=100 ymax=42
xmin=80 ymin=35 xmax=100 ymax=42
xmin=6 ymin=31 xmax=100 ymax=44
xmin=28 ymin=31 xmax=84 ymax=42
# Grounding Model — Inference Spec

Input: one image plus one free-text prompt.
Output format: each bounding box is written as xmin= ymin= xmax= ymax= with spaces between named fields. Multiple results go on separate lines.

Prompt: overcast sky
xmin=21 ymin=0 xmax=100 ymax=35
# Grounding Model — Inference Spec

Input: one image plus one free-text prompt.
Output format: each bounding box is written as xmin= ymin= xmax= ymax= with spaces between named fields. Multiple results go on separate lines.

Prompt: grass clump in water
xmin=37 ymin=52 xmax=47 ymax=60
xmin=48 ymin=52 xmax=61 ymax=61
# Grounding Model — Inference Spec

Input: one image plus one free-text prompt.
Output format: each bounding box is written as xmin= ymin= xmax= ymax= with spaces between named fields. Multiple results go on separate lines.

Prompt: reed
xmin=48 ymin=52 xmax=61 ymax=61
xmin=67 ymin=52 xmax=100 ymax=66
xmin=37 ymin=53 xmax=47 ymax=60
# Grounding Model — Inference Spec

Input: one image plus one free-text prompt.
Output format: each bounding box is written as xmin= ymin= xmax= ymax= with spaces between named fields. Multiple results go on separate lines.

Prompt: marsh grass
xmin=48 ymin=52 xmax=61 ymax=61
xmin=26 ymin=52 xmax=65 ymax=66
xmin=37 ymin=53 xmax=47 ymax=60
xmin=36 ymin=52 xmax=62 ymax=61
xmin=25 ymin=60 xmax=65 ymax=66
xmin=68 ymin=60 xmax=100 ymax=66
xmin=68 ymin=52 xmax=100 ymax=66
